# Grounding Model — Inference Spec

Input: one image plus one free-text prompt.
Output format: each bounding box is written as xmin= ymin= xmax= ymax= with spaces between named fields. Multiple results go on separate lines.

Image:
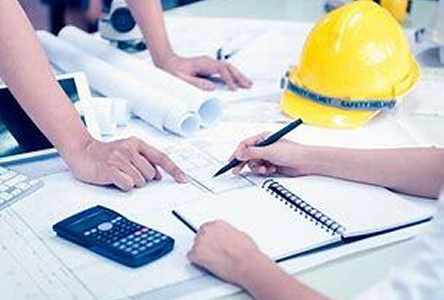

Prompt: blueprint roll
xmin=37 ymin=31 xmax=199 ymax=136
xmin=58 ymin=26 xmax=222 ymax=127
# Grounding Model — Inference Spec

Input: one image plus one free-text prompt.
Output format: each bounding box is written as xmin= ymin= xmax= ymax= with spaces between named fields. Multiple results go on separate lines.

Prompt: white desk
xmin=168 ymin=0 xmax=436 ymax=28
xmin=164 ymin=1 xmax=444 ymax=300
xmin=0 ymin=0 xmax=444 ymax=299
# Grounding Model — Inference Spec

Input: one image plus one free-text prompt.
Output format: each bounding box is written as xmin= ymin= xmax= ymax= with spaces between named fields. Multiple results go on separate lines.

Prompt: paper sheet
xmin=403 ymin=73 xmax=444 ymax=117
xmin=37 ymin=31 xmax=200 ymax=136
xmin=137 ymin=18 xmax=314 ymax=103
xmin=222 ymin=94 xmax=290 ymax=123
xmin=165 ymin=143 xmax=254 ymax=194
xmin=228 ymin=26 xmax=312 ymax=81
xmin=58 ymin=26 xmax=222 ymax=127
xmin=210 ymin=78 xmax=281 ymax=104
xmin=145 ymin=219 xmax=432 ymax=300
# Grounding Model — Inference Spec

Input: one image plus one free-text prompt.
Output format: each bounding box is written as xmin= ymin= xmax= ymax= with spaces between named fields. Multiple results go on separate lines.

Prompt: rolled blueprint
xmin=92 ymin=97 xmax=117 ymax=136
xmin=38 ymin=31 xmax=200 ymax=136
xmin=58 ymin=26 xmax=222 ymax=127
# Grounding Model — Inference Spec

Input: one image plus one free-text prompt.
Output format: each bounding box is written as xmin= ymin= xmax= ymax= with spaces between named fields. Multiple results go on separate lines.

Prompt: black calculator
xmin=53 ymin=205 xmax=174 ymax=268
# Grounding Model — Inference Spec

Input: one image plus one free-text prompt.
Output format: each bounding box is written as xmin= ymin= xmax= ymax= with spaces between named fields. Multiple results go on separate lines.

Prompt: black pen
xmin=213 ymin=119 xmax=303 ymax=177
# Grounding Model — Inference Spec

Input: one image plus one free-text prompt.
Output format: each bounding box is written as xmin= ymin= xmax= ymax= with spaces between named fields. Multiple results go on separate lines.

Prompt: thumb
xmin=237 ymin=146 xmax=273 ymax=161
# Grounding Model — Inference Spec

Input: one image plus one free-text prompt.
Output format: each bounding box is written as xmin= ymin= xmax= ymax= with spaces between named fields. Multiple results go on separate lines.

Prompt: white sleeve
xmin=355 ymin=195 xmax=444 ymax=300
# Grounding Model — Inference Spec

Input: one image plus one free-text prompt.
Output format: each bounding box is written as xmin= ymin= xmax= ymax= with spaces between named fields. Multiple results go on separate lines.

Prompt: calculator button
xmin=134 ymin=237 xmax=141 ymax=242
xmin=16 ymin=182 xmax=30 ymax=190
xmin=141 ymin=228 xmax=149 ymax=233
xmin=11 ymin=189 xmax=22 ymax=196
xmin=134 ymin=231 xmax=142 ymax=236
xmin=127 ymin=241 xmax=134 ymax=246
xmin=98 ymin=222 xmax=113 ymax=231
xmin=141 ymin=234 xmax=148 ymax=238
xmin=147 ymin=242 xmax=153 ymax=247
xmin=5 ymin=174 xmax=27 ymax=187
xmin=140 ymin=240 xmax=147 ymax=244
xmin=0 ymin=184 xmax=9 ymax=192
xmin=0 ymin=192 xmax=13 ymax=201
xmin=90 ymin=228 xmax=97 ymax=234
xmin=131 ymin=250 xmax=139 ymax=255
xmin=154 ymin=239 xmax=160 ymax=244
xmin=139 ymin=246 xmax=147 ymax=251
xmin=84 ymin=231 xmax=91 ymax=236
xmin=160 ymin=236 xmax=167 ymax=240
xmin=29 ymin=179 xmax=40 ymax=186
xmin=112 ymin=242 xmax=120 ymax=247
xmin=0 ymin=171 xmax=16 ymax=181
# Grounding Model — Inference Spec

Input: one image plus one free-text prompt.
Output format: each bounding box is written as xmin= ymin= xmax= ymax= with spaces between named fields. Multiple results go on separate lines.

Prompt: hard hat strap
xmin=286 ymin=80 xmax=396 ymax=111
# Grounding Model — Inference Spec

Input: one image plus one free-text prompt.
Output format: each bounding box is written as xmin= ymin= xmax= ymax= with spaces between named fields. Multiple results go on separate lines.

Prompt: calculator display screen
xmin=69 ymin=210 xmax=115 ymax=234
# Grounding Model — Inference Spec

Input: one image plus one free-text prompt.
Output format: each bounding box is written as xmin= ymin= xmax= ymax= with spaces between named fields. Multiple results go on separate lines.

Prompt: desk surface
xmin=165 ymin=1 xmax=442 ymax=300
xmin=2 ymin=2 xmax=441 ymax=300
xmin=168 ymin=0 xmax=436 ymax=28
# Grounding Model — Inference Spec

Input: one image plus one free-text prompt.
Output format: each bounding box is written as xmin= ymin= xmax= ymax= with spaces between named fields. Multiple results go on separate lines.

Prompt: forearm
xmin=0 ymin=0 xmax=92 ymax=160
xmin=241 ymin=253 xmax=329 ymax=300
xmin=302 ymin=146 xmax=444 ymax=199
xmin=126 ymin=0 xmax=174 ymax=66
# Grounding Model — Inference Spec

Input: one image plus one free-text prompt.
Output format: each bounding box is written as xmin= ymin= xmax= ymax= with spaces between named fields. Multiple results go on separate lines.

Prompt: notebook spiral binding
xmin=262 ymin=179 xmax=345 ymax=236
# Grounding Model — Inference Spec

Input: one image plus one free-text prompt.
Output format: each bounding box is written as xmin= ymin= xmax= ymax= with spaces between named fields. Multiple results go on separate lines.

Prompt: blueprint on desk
xmin=0 ymin=118 xmax=437 ymax=300
xmin=0 ymin=128 xmax=259 ymax=300
xmin=0 ymin=17 xmax=441 ymax=300
xmin=135 ymin=17 xmax=314 ymax=104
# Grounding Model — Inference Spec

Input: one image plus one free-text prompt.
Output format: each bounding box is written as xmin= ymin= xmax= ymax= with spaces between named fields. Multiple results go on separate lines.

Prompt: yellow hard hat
xmin=361 ymin=0 xmax=412 ymax=23
xmin=280 ymin=1 xmax=419 ymax=128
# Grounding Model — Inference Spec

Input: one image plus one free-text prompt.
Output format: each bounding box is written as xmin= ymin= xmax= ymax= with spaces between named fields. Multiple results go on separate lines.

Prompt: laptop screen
xmin=0 ymin=78 xmax=83 ymax=159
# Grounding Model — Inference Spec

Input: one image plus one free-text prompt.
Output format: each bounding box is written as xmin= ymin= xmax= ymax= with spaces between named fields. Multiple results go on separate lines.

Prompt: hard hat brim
xmin=280 ymin=90 xmax=379 ymax=129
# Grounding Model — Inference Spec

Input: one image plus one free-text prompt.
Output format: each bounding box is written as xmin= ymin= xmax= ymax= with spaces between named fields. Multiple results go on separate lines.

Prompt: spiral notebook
xmin=173 ymin=176 xmax=432 ymax=261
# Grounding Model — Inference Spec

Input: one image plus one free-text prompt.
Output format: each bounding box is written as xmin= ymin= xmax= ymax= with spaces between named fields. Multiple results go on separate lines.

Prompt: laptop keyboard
xmin=0 ymin=166 xmax=43 ymax=211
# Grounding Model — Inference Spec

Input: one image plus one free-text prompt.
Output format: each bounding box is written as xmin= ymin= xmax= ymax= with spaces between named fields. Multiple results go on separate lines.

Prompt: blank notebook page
xmin=174 ymin=187 xmax=339 ymax=260
xmin=278 ymin=176 xmax=432 ymax=237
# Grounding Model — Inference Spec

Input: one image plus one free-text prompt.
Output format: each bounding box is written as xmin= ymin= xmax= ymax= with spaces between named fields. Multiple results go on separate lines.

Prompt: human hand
xmin=158 ymin=54 xmax=252 ymax=91
xmin=65 ymin=137 xmax=187 ymax=191
xmin=230 ymin=132 xmax=309 ymax=177
xmin=187 ymin=220 xmax=270 ymax=286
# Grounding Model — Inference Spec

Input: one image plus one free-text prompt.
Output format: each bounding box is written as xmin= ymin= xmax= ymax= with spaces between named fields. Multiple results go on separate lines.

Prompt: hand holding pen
xmin=214 ymin=119 xmax=304 ymax=177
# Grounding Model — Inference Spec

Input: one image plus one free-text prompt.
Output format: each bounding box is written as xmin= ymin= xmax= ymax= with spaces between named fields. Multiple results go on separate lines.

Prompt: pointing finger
xmin=139 ymin=143 xmax=188 ymax=183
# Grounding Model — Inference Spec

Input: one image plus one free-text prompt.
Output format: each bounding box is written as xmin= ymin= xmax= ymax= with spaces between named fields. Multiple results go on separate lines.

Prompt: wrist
xmin=58 ymin=130 xmax=94 ymax=166
xmin=237 ymin=251 xmax=274 ymax=288
xmin=297 ymin=145 xmax=335 ymax=177
xmin=152 ymin=49 xmax=177 ymax=69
